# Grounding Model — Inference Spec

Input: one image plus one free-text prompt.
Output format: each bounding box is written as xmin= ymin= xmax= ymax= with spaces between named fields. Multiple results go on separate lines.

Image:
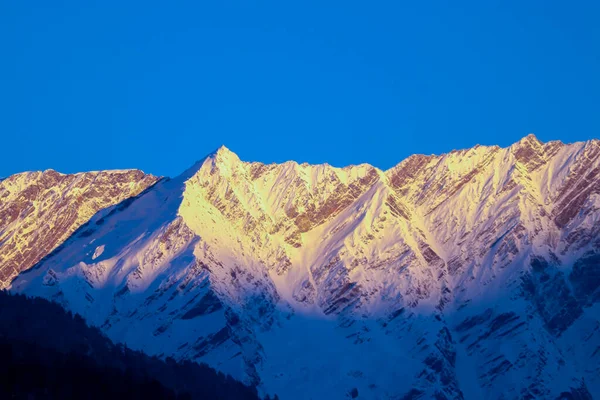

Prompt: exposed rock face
xmin=8 ymin=136 xmax=600 ymax=399
xmin=0 ymin=170 xmax=157 ymax=287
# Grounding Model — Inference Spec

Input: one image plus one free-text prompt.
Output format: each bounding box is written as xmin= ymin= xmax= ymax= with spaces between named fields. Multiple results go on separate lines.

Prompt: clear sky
xmin=1 ymin=1 xmax=599 ymax=178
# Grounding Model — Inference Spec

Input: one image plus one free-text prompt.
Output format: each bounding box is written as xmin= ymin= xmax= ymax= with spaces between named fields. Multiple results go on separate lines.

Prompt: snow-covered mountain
xmin=6 ymin=134 xmax=600 ymax=399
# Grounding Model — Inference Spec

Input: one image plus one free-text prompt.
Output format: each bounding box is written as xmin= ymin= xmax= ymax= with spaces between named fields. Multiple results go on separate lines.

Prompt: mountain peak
xmin=515 ymin=133 xmax=543 ymax=147
xmin=214 ymin=144 xmax=233 ymax=155
xmin=210 ymin=145 xmax=241 ymax=164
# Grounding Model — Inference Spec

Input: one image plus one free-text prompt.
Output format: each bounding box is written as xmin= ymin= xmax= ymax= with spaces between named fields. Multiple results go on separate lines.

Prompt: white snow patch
xmin=92 ymin=245 xmax=105 ymax=260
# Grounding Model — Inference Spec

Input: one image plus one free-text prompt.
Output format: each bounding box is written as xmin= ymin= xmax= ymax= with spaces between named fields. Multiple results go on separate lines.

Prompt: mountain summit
xmin=5 ymin=135 xmax=600 ymax=399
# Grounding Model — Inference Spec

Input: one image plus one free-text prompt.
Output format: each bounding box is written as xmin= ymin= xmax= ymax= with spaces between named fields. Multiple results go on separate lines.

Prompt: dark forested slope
xmin=0 ymin=291 xmax=260 ymax=400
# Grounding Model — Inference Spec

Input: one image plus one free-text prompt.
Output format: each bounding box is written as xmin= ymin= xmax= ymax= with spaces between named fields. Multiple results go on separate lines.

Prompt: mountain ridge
xmin=2 ymin=132 xmax=592 ymax=180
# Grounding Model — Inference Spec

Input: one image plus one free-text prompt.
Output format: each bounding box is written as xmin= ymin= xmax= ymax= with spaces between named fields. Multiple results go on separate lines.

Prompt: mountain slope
xmin=9 ymin=135 xmax=600 ymax=399
xmin=0 ymin=169 xmax=158 ymax=287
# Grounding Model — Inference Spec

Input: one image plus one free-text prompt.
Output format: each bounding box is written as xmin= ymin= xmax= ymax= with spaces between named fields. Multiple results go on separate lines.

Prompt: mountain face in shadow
xmin=0 ymin=291 xmax=260 ymax=400
xmin=4 ymin=136 xmax=600 ymax=399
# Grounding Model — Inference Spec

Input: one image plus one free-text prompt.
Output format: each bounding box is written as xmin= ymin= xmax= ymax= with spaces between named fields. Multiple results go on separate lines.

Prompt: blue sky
xmin=1 ymin=1 xmax=599 ymax=178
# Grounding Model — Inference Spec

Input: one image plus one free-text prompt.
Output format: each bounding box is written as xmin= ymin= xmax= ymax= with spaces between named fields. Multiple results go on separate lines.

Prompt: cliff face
xmin=0 ymin=169 xmax=158 ymax=288
xmin=8 ymin=136 xmax=600 ymax=399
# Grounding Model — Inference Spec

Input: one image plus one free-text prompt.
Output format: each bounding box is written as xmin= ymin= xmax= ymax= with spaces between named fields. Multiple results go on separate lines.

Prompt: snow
xmin=92 ymin=245 xmax=105 ymax=260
